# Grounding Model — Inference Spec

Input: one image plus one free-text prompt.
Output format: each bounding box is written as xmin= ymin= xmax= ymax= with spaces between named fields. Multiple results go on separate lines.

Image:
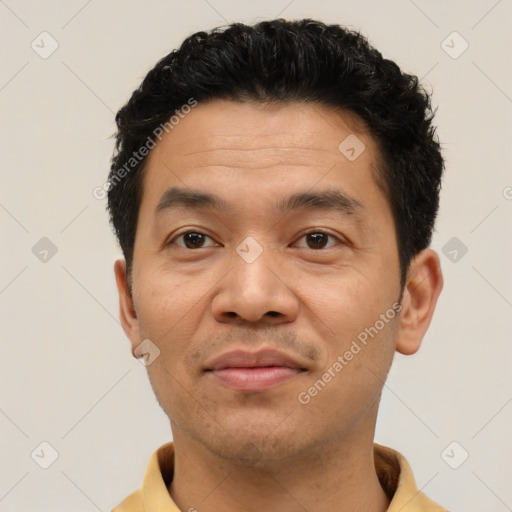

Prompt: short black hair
xmin=107 ymin=18 xmax=443 ymax=288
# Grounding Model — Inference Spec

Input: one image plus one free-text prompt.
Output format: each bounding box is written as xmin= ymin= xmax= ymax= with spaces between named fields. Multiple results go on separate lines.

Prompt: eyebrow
xmin=275 ymin=189 xmax=363 ymax=216
xmin=156 ymin=187 xmax=231 ymax=213
xmin=155 ymin=186 xmax=364 ymax=218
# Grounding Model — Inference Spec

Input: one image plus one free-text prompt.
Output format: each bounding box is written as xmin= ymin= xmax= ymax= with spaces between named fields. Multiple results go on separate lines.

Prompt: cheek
xmin=137 ymin=275 xmax=208 ymax=421
xmin=297 ymin=270 xmax=390 ymax=344
xmin=135 ymin=272 xmax=206 ymax=357
xmin=296 ymin=268 xmax=399 ymax=409
xmin=296 ymin=314 xmax=397 ymax=431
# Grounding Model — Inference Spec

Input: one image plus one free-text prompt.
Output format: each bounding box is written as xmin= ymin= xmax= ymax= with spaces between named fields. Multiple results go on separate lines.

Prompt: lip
xmin=204 ymin=349 xmax=307 ymax=392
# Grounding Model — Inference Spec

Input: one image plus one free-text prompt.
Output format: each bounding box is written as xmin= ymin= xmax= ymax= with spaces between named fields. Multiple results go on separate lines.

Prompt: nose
xmin=211 ymin=244 xmax=299 ymax=325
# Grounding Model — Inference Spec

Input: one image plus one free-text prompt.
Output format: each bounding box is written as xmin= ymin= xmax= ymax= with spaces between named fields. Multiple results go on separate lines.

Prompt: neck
xmin=168 ymin=420 xmax=390 ymax=512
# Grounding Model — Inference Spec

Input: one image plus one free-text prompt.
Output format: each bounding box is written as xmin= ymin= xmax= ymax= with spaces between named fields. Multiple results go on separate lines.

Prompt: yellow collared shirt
xmin=112 ymin=442 xmax=447 ymax=511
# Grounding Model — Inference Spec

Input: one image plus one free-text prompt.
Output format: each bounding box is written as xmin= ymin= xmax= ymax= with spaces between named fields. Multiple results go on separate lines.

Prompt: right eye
xmin=169 ymin=231 xmax=219 ymax=249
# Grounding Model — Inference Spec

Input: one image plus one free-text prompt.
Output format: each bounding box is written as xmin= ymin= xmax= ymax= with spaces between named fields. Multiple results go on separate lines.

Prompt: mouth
xmin=204 ymin=349 xmax=308 ymax=392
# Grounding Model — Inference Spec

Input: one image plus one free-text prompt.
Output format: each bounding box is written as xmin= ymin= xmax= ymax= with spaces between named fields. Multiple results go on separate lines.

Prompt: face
xmin=116 ymin=99 xmax=432 ymax=465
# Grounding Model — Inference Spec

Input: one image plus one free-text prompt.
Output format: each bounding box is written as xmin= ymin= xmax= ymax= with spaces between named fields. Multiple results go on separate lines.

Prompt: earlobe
xmin=395 ymin=249 xmax=444 ymax=356
xmin=114 ymin=259 xmax=140 ymax=353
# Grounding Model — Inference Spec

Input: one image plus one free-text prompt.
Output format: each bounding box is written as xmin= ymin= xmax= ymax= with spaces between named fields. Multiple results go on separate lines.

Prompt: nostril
xmin=266 ymin=311 xmax=280 ymax=317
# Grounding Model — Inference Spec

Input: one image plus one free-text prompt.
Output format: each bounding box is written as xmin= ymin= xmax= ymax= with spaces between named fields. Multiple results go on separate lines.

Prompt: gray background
xmin=1 ymin=0 xmax=511 ymax=510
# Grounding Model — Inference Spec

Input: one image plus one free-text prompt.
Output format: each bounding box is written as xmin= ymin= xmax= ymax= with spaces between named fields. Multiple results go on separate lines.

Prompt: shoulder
xmin=111 ymin=489 xmax=143 ymax=512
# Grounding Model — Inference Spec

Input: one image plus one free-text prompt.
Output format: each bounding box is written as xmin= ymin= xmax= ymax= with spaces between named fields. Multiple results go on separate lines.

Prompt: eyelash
xmin=169 ymin=230 xmax=343 ymax=250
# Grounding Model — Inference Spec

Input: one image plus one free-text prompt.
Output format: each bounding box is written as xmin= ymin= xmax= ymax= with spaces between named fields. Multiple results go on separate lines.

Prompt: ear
xmin=395 ymin=249 xmax=443 ymax=355
xmin=114 ymin=259 xmax=141 ymax=356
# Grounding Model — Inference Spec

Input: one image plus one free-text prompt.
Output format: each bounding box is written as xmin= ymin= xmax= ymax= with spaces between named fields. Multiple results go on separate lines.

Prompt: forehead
xmin=139 ymin=99 xmax=387 ymax=216
xmin=149 ymin=99 xmax=375 ymax=162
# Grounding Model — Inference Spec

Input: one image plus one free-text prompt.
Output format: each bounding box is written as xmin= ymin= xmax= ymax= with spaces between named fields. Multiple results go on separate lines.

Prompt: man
xmin=108 ymin=19 xmax=446 ymax=511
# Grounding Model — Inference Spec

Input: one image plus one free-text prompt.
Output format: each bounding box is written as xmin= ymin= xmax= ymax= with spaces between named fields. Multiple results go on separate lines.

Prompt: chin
xmin=190 ymin=417 xmax=313 ymax=467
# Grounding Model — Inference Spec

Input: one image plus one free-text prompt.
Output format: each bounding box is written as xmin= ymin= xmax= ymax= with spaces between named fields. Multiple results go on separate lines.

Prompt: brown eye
xmin=171 ymin=231 xmax=217 ymax=249
xmin=293 ymin=231 xmax=342 ymax=250
xmin=183 ymin=232 xmax=206 ymax=248
xmin=306 ymin=233 xmax=329 ymax=249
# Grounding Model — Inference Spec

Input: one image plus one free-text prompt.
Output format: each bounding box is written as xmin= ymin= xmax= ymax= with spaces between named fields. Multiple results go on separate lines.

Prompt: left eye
xmin=294 ymin=232 xmax=341 ymax=249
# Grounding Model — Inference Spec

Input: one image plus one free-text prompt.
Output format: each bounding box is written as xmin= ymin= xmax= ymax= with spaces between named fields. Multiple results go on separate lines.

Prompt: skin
xmin=115 ymin=99 xmax=443 ymax=512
